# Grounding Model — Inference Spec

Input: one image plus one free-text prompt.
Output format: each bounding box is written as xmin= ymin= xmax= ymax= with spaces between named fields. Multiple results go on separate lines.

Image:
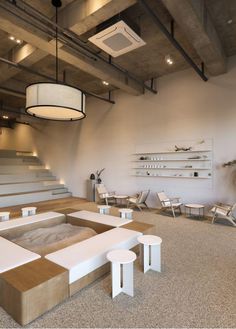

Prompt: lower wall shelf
xmin=133 ymin=175 xmax=211 ymax=179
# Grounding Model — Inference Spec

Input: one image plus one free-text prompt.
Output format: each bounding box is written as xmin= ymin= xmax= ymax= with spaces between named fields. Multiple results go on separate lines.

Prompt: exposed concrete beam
xmin=161 ymin=0 xmax=226 ymax=75
xmin=0 ymin=44 xmax=47 ymax=83
xmin=59 ymin=0 xmax=136 ymax=35
xmin=0 ymin=0 xmax=141 ymax=95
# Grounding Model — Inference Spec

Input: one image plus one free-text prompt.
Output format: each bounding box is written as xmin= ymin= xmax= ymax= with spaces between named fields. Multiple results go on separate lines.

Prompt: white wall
xmin=0 ymin=124 xmax=35 ymax=152
xmin=1 ymin=55 xmax=236 ymax=207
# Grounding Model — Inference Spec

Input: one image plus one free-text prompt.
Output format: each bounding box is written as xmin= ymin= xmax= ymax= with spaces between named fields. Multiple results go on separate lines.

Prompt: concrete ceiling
xmin=0 ymin=0 xmax=235 ymax=121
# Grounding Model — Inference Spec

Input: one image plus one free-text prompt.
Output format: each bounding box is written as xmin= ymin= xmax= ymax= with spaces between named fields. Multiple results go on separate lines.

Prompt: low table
xmin=97 ymin=205 xmax=111 ymax=214
xmin=0 ymin=259 xmax=68 ymax=326
xmin=0 ymin=212 xmax=10 ymax=221
xmin=119 ymin=208 xmax=133 ymax=219
xmin=185 ymin=204 xmax=205 ymax=219
xmin=107 ymin=249 xmax=136 ymax=298
xmin=138 ymin=235 xmax=162 ymax=273
xmin=68 ymin=210 xmax=133 ymax=228
xmin=21 ymin=207 xmax=37 ymax=217
xmin=114 ymin=195 xmax=128 ymax=206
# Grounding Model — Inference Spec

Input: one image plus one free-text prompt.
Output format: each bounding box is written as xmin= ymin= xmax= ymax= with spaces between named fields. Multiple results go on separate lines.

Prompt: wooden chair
xmin=157 ymin=191 xmax=182 ymax=218
xmin=211 ymin=203 xmax=236 ymax=227
xmin=127 ymin=190 xmax=150 ymax=211
xmin=96 ymin=184 xmax=115 ymax=205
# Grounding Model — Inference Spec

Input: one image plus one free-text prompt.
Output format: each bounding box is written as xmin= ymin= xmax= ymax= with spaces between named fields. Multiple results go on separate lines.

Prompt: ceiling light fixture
xmin=25 ymin=0 xmax=86 ymax=121
xmin=102 ymin=80 xmax=109 ymax=86
xmin=2 ymin=115 xmax=9 ymax=119
xmin=9 ymin=35 xmax=22 ymax=44
xmin=165 ymin=54 xmax=174 ymax=65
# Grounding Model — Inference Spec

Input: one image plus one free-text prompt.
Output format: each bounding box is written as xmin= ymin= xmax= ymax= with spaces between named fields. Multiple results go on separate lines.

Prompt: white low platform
xmin=45 ymin=227 xmax=142 ymax=284
xmin=0 ymin=212 xmax=64 ymax=232
xmin=68 ymin=210 xmax=132 ymax=227
xmin=0 ymin=237 xmax=40 ymax=273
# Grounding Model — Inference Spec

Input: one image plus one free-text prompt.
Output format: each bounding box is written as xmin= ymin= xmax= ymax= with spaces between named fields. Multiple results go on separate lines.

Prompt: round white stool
xmin=107 ymin=249 xmax=136 ymax=298
xmin=0 ymin=212 xmax=10 ymax=221
xmin=119 ymin=208 xmax=133 ymax=219
xmin=97 ymin=205 xmax=111 ymax=214
xmin=21 ymin=207 xmax=37 ymax=217
xmin=138 ymin=235 xmax=162 ymax=273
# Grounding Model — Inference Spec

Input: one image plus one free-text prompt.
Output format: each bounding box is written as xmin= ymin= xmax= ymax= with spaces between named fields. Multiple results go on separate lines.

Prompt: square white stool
xmin=21 ymin=207 xmax=37 ymax=217
xmin=0 ymin=212 xmax=10 ymax=221
xmin=118 ymin=208 xmax=133 ymax=219
xmin=97 ymin=205 xmax=111 ymax=214
xmin=107 ymin=249 xmax=137 ymax=298
xmin=138 ymin=235 xmax=162 ymax=273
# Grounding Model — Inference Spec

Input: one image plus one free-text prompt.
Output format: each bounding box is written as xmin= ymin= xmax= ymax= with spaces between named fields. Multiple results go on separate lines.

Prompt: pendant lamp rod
xmin=56 ymin=6 xmax=58 ymax=82
xmin=53 ymin=0 xmax=62 ymax=83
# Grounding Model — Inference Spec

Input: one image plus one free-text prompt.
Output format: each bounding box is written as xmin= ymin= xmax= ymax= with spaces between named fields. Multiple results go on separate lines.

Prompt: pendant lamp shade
xmin=26 ymin=83 xmax=86 ymax=121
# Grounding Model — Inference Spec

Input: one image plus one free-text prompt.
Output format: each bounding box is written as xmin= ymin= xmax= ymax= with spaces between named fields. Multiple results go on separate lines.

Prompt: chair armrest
xmin=211 ymin=204 xmax=230 ymax=216
xmin=213 ymin=204 xmax=230 ymax=211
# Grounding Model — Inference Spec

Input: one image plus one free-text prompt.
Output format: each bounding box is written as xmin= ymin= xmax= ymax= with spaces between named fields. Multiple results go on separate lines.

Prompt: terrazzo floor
xmin=0 ymin=203 xmax=235 ymax=328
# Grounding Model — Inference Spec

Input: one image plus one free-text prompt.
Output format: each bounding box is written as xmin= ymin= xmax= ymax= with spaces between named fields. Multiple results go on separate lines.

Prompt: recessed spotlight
xmin=102 ymin=80 xmax=109 ymax=86
xmin=165 ymin=54 xmax=174 ymax=65
xmin=2 ymin=115 xmax=9 ymax=119
xmin=9 ymin=35 xmax=22 ymax=44
xmin=227 ymin=19 xmax=233 ymax=24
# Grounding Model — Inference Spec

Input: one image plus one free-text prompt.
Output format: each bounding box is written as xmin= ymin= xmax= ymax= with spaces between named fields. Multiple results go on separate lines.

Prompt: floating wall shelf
xmin=132 ymin=149 xmax=212 ymax=180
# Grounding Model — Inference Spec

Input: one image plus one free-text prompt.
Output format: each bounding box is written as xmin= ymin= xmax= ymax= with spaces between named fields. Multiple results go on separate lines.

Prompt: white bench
xmin=0 ymin=237 xmax=40 ymax=273
xmin=45 ymin=227 xmax=142 ymax=284
xmin=68 ymin=210 xmax=132 ymax=227
xmin=0 ymin=212 xmax=65 ymax=232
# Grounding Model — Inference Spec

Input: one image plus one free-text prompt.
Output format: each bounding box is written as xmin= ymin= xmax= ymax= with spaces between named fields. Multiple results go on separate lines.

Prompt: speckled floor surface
xmin=0 ymin=203 xmax=235 ymax=328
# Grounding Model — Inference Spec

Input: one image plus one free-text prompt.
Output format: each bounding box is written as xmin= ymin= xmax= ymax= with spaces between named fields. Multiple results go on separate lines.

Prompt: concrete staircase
xmin=0 ymin=150 xmax=72 ymax=207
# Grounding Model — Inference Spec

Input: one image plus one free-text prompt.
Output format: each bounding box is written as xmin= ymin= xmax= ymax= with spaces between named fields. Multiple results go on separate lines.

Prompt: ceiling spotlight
xmin=165 ymin=54 xmax=174 ymax=65
xmin=9 ymin=36 xmax=15 ymax=41
xmin=227 ymin=19 xmax=233 ymax=24
xmin=16 ymin=39 xmax=22 ymax=44
xmin=2 ymin=115 xmax=9 ymax=119
xmin=102 ymin=80 xmax=109 ymax=86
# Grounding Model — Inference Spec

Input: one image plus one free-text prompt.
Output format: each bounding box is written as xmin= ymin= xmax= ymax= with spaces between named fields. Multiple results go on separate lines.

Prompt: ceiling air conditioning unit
xmin=88 ymin=20 xmax=146 ymax=58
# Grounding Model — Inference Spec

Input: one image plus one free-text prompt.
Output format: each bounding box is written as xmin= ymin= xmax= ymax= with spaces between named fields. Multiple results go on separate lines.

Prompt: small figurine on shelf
xmin=175 ymin=145 xmax=192 ymax=152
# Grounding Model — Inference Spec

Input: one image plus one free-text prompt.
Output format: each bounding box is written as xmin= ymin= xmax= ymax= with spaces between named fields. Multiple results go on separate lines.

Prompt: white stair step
xmin=0 ymin=150 xmax=17 ymax=157
xmin=52 ymin=188 xmax=68 ymax=195
xmin=0 ymin=190 xmax=72 ymax=207
xmin=0 ymin=158 xmax=41 ymax=165
xmin=0 ymin=165 xmax=48 ymax=174
xmin=0 ymin=174 xmax=56 ymax=184
xmin=0 ymin=182 xmax=65 ymax=195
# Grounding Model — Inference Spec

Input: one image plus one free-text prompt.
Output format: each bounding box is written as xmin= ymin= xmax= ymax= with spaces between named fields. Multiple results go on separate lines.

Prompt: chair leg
xmin=212 ymin=214 xmax=216 ymax=224
xmin=171 ymin=207 xmax=176 ymax=218
xmin=137 ymin=205 xmax=142 ymax=211
xmin=144 ymin=202 xmax=149 ymax=209
xmin=226 ymin=217 xmax=236 ymax=227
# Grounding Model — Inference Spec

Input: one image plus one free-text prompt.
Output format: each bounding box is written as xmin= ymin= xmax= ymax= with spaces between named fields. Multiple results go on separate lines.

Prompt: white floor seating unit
xmin=45 ymin=227 xmax=142 ymax=284
xmin=0 ymin=237 xmax=40 ymax=273
xmin=0 ymin=210 xmax=141 ymax=286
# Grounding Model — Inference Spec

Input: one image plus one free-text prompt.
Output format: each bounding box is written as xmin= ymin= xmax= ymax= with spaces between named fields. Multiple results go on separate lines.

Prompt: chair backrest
xmin=97 ymin=184 xmax=108 ymax=196
xmin=157 ymin=192 xmax=170 ymax=206
xmin=137 ymin=190 xmax=150 ymax=204
xmin=229 ymin=203 xmax=236 ymax=216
